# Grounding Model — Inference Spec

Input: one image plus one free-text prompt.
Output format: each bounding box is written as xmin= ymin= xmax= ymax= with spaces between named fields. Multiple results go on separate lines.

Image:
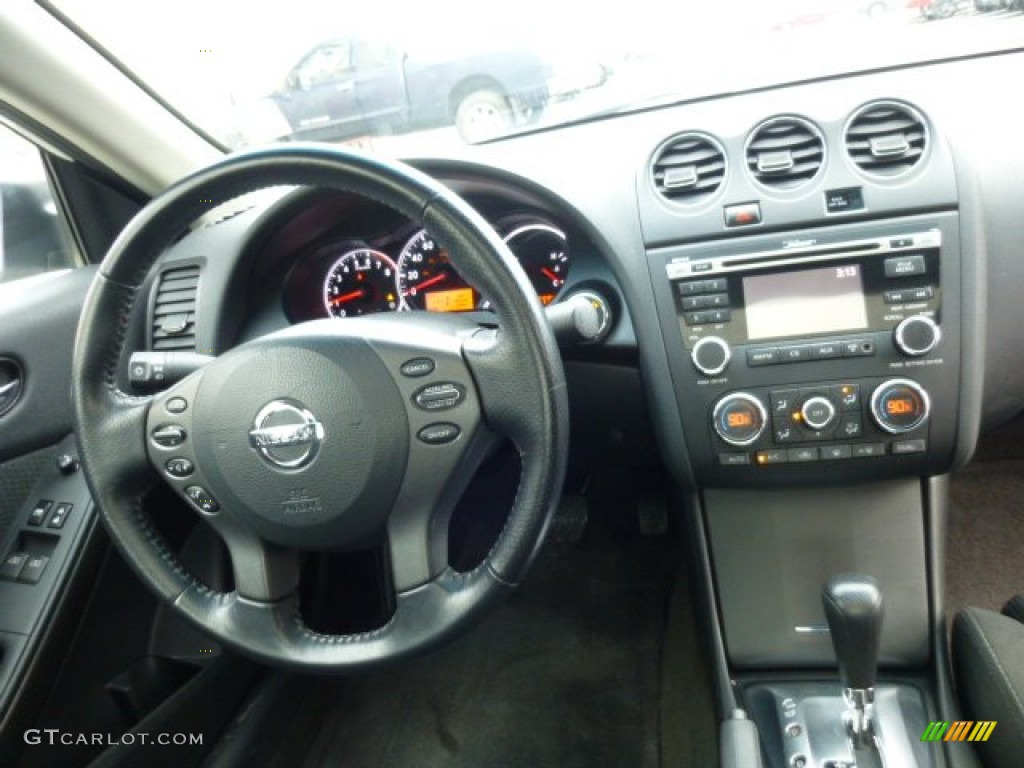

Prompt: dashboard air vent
xmin=845 ymin=102 xmax=927 ymax=177
xmin=745 ymin=117 xmax=824 ymax=190
xmin=651 ymin=133 xmax=726 ymax=204
xmin=151 ymin=265 xmax=199 ymax=351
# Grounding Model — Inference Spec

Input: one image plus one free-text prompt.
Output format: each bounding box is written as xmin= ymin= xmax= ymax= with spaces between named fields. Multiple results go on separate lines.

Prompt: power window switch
xmin=47 ymin=503 xmax=73 ymax=529
xmin=28 ymin=500 xmax=53 ymax=526
xmin=1 ymin=552 xmax=29 ymax=581
xmin=17 ymin=555 xmax=50 ymax=584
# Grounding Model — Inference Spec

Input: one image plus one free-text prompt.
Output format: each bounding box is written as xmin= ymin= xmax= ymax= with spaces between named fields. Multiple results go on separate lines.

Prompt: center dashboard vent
xmin=651 ymin=133 xmax=726 ymax=205
xmin=151 ymin=265 xmax=200 ymax=351
xmin=745 ymin=117 xmax=825 ymax=190
xmin=845 ymin=101 xmax=927 ymax=177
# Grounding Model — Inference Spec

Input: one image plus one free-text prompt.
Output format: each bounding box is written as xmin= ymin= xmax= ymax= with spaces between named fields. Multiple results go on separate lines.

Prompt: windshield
xmin=52 ymin=0 xmax=1024 ymax=153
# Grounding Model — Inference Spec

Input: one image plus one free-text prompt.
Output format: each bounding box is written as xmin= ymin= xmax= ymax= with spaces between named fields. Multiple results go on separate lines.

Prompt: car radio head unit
xmin=667 ymin=230 xmax=941 ymax=351
xmin=650 ymin=215 xmax=961 ymax=487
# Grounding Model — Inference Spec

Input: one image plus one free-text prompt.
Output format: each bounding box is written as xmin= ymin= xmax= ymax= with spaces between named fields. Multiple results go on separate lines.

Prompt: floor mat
xmin=262 ymin=521 xmax=676 ymax=768
xmin=946 ymin=459 xmax=1024 ymax=617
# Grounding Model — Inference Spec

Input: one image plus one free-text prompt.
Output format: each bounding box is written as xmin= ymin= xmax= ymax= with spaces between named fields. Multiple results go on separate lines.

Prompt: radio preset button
xmin=682 ymin=295 xmax=709 ymax=310
xmin=748 ymin=348 xmax=779 ymax=367
xmin=684 ymin=311 xmax=710 ymax=326
xmin=870 ymin=379 xmax=930 ymax=434
xmin=678 ymin=280 xmax=707 ymax=296
xmin=691 ymin=337 xmax=731 ymax=376
xmin=884 ymin=254 xmax=926 ymax=278
xmin=707 ymin=293 xmax=729 ymax=308
xmin=713 ymin=393 xmax=767 ymax=447
xmin=704 ymin=278 xmax=728 ymax=293
xmin=707 ymin=309 xmax=731 ymax=324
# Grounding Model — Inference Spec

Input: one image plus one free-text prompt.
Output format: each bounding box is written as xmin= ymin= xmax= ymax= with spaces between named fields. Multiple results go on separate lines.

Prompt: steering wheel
xmin=70 ymin=145 xmax=568 ymax=669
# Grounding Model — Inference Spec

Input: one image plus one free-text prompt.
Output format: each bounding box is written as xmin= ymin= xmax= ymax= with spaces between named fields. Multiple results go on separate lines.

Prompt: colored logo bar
xmin=921 ymin=721 xmax=997 ymax=742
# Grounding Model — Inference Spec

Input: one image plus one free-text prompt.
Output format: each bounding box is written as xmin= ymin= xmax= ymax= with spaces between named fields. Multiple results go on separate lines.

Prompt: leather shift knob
xmin=822 ymin=574 xmax=884 ymax=691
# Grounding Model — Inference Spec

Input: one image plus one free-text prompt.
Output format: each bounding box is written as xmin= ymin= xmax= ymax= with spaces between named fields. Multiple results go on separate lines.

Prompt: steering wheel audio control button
xmin=165 ymin=397 xmax=189 ymax=414
xmin=400 ymin=358 xmax=436 ymax=378
xmin=151 ymin=424 xmax=187 ymax=448
xmin=165 ymin=457 xmax=195 ymax=478
xmin=184 ymin=486 xmax=220 ymax=515
xmin=417 ymin=423 xmax=461 ymax=445
xmin=413 ymin=382 xmax=465 ymax=411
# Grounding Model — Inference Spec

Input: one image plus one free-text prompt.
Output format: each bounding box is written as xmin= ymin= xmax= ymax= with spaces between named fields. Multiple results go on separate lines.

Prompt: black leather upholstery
xmin=952 ymin=607 xmax=1024 ymax=768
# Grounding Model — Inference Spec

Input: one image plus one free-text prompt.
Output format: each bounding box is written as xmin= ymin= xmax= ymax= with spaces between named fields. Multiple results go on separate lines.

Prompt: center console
xmin=650 ymin=212 xmax=962 ymax=487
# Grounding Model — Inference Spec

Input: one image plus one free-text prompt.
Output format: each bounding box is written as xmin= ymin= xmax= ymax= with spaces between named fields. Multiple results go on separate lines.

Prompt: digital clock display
xmin=743 ymin=263 xmax=868 ymax=340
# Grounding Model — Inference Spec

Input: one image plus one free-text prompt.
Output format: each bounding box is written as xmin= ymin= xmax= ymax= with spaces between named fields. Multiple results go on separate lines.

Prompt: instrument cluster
xmin=283 ymin=215 xmax=571 ymax=322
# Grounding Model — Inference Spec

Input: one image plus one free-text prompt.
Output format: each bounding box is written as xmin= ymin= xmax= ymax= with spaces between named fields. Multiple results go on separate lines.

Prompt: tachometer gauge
xmin=397 ymin=229 xmax=478 ymax=312
xmin=502 ymin=223 xmax=570 ymax=306
xmin=322 ymin=248 xmax=400 ymax=317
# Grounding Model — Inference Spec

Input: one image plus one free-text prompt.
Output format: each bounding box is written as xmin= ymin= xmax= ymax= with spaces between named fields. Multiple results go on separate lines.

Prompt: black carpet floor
xmin=947 ymin=457 xmax=1024 ymax=617
xmin=260 ymin=521 xmax=679 ymax=768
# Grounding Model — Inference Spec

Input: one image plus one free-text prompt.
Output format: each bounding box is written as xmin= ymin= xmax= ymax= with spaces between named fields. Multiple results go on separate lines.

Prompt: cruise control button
xmin=417 ymin=423 xmax=461 ymax=445
xmin=165 ymin=457 xmax=195 ymax=478
xmin=28 ymin=500 xmax=52 ymax=526
xmin=151 ymin=424 xmax=187 ymax=448
xmin=17 ymin=555 xmax=50 ymax=584
xmin=884 ymin=254 xmax=926 ymax=278
xmin=400 ymin=358 xmax=435 ymax=378
xmin=47 ymin=502 xmax=73 ymax=529
xmin=185 ymin=486 xmax=220 ymax=514
xmin=413 ymin=383 xmax=465 ymax=412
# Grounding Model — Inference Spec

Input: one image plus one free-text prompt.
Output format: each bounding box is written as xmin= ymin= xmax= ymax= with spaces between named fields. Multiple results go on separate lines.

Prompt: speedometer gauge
xmin=397 ymin=229 xmax=478 ymax=312
xmin=502 ymin=223 xmax=570 ymax=306
xmin=322 ymin=248 xmax=399 ymax=317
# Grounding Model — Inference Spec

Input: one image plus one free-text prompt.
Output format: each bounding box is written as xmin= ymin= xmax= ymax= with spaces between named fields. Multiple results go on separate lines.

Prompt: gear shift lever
xmin=822 ymin=573 xmax=884 ymax=746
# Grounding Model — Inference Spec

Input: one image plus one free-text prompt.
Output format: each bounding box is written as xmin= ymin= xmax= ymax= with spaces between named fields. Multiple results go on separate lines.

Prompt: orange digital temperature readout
xmin=425 ymin=287 xmax=475 ymax=312
xmin=727 ymin=412 xmax=755 ymax=428
xmin=886 ymin=398 xmax=917 ymax=415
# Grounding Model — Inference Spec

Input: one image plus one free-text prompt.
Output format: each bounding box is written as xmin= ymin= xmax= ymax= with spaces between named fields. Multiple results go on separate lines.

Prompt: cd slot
xmin=721 ymin=241 xmax=879 ymax=271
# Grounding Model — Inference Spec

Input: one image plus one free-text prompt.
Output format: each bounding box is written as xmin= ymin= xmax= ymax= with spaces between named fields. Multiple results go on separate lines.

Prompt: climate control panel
xmin=710 ymin=377 xmax=932 ymax=470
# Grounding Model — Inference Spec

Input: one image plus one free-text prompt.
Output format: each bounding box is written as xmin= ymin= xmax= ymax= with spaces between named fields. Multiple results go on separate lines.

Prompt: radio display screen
xmin=743 ymin=263 xmax=868 ymax=340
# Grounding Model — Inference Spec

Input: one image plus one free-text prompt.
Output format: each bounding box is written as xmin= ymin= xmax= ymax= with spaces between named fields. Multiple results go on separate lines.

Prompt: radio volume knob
xmin=894 ymin=315 xmax=941 ymax=357
xmin=691 ymin=336 xmax=731 ymax=377
xmin=870 ymin=378 xmax=931 ymax=434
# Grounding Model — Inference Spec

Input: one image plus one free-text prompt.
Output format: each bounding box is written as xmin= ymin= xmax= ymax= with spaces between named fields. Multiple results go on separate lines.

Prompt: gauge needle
xmin=406 ymin=273 xmax=447 ymax=294
xmin=330 ymin=288 xmax=365 ymax=305
xmin=542 ymin=267 xmax=561 ymax=282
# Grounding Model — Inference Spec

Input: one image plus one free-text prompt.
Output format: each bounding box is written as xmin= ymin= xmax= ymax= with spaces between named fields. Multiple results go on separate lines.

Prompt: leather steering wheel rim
xmin=71 ymin=144 xmax=569 ymax=669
